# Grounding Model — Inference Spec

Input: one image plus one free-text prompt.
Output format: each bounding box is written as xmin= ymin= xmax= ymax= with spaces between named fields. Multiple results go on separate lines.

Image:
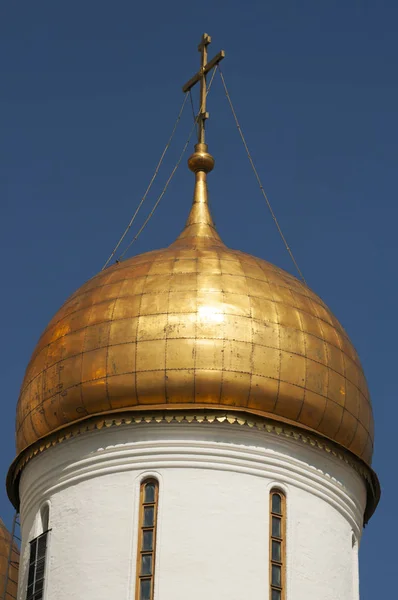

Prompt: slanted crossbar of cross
xmin=182 ymin=33 xmax=225 ymax=144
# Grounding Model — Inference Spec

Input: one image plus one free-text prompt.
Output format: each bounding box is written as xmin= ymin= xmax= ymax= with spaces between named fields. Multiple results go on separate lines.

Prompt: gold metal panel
xmin=280 ymin=352 xmax=306 ymax=387
xmin=298 ymin=310 xmax=323 ymax=338
xmin=222 ymin=274 xmax=247 ymax=294
xmin=195 ymin=338 xmax=223 ymax=370
xmin=269 ymin=285 xmax=295 ymax=306
xmin=84 ymin=322 xmax=111 ymax=353
xmin=250 ymin=297 xmax=278 ymax=322
xmin=166 ymin=338 xmax=195 ymax=370
xmin=140 ymin=293 xmax=168 ymax=316
xmin=316 ymin=303 xmax=336 ymax=326
xmin=246 ymin=277 xmax=273 ymax=299
xmin=59 ymin=354 xmax=83 ymax=390
xmin=224 ymin=316 xmax=252 ymax=343
xmin=358 ymin=370 xmax=369 ymax=398
xmin=344 ymin=380 xmax=360 ymax=419
xmin=81 ymin=348 xmax=107 ymax=382
xmin=136 ymin=371 xmax=166 ymax=404
xmin=195 ymin=312 xmax=224 ymax=338
xmin=194 ymin=369 xmax=222 ymax=403
xmin=279 ymin=327 xmax=305 ymax=355
xmin=136 ymin=340 xmax=166 ymax=372
xmin=59 ymin=384 xmax=87 ymax=421
xmin=223 ymin=292 xmax=251 ymax=316
xmin=304 ymin=332 xmax=327 ymax=365
xmin=240 ymin=261 xmax=265 ymax=279
xmin=317 ymin=400 xmax=344 ymax=439
xmin=107 ymin=373 xmax=137 ymax=409
xmin=343 ymin=354 xmax=360 ymax=388
xmin=168 ymin=291 xmax=197 ymax=313
xmin=109 ymin=318 xmax=139 ymax=345
xmin=320 ymin=321 xmax=340 ymax=347
xmin=169 ymin=272 xmax=197 ymax=292
xmin=107 ymin=344 xmax=136 ymax=376
xmin=252 ymin=345 xmax=280 ymax=379
xmin=30 ymin=399 xmax=55 ymax=439
xmin=48 ymin=318 xmax=72 ymax=344
xmin=66 ymin=306 xmax=95 ymax=334
xmin=334 ymin=410 xmax=358 ymax=447
xmin=349 ymin=423 xmax=368 ymax=458
xmin=299 ymin=390 xmax=327 ymax=429
xmin=198 ymin=257 xmax=221 ymax=274
xmin=325 ymin=341 xmax=345 ymax=375
xmin=27 ymin=372 xmax=43 ymax=411
xmin=197 ymin=273 xmax=223 ymax=292
xmin=22 ymin=412 xmax=37 ymax=449
xmin=221 ymin=371 xmax=251 ymax=405
xmin=15 ymin=166 xmax=375 ymax=468
xmin=137 ymin=314 xmax=168 ymax=341
xmin=42 ymin=363 xmax=59 ymax=402
xmin=248 ymin=375 xmax=278 ymax=412
xmin=197 ymin=289 xmax=223 ymax=309
xmin=252 ymin=320 xmax=279 ymax=349
xmin=275 ymin=304 xmax=301 ymax=330
xmin=166 ymin=313 xmax=196 ymax=338
xmin=223 ymin=340 xmax=252 ymax=372
xmin=96 ymin=282 xmax=124 ymax=303
xmin=81 ymin=379 xmax=109 ymax=410
xmin=119 ymin=277 xmax=146 ymax=297
xmin=113 ymin=296 xmax=142 ymax=319
xmin=327 ymin=370 xmax=346 ymax=407
xmin=358 ymin=395 xmax=371 ymax=430
xmin=144 ymin=274 xmax=172 ymax=293
xmin=147 ymin=260 xmax=175 ymax=275
xmin=290 ymin=291 xmax=313 ymax=313
xmin=46 ymin=394 xmax=71 ymax=430
xmin=274 ymin=381 xmax=304 ymax=421
xmin=305 ymin=360 xmax=329 ymax=397
xmin=173 ymin=259 xmax=197 ymax=273
xmin=220 ymin=258 xmax=245 ymax=276
xmin=166 ymin=369 xmax=195 ymax=402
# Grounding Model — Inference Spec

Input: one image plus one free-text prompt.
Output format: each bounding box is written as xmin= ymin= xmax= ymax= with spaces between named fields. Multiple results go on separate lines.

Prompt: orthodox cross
xmin=182 ymin=33 xmax=225 ymax=144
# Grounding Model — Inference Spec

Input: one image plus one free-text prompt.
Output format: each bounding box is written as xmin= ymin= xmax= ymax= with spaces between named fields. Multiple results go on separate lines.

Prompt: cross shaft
xmin=182 ymin=33 xmax=225 ymax=144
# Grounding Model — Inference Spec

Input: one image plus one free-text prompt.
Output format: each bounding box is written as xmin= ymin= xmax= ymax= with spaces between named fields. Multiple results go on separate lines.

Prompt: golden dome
xmin=0 ymin=519 xmax=19 ymax=598
xmin=15 ymin=143 xmax=374 ymax=467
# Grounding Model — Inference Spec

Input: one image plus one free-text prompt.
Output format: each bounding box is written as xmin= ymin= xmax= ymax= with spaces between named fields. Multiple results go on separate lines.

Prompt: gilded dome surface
xmin=0 ymin=519 xmax=19 ymax=598
xmin=15 ymin=148 xmax=374 ymax=465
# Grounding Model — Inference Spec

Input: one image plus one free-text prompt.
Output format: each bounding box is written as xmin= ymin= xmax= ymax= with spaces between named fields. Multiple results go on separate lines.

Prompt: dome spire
xmin=172 ymin=33 xmax=225 ymax=249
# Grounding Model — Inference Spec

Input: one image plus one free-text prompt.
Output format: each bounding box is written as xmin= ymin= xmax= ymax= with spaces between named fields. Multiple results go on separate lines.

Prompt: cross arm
xmin=182 ymin=50 xmax=226 ymax=93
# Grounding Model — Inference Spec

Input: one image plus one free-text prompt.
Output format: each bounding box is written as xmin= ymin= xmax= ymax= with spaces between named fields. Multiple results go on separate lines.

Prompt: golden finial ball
xmin=188 ymin=143 xmax=215 ymax=173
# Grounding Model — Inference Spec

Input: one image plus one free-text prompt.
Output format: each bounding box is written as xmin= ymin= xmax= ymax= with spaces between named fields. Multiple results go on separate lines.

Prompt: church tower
xmin=7 ymin=35 xmax=379 ymax=600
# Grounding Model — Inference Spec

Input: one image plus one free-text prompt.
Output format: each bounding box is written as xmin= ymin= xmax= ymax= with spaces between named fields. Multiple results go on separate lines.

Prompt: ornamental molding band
xmin=18 ymin=418 xmax=366 ymax=539
xmin=8 ymin=410 xmax=379 ymax=523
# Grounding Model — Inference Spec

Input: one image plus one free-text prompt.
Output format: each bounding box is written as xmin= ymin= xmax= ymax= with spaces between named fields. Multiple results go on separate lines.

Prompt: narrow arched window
xmin=26 ymin=504 xmax=50 ymax=600
xmin=136 ymin=479 xmax=159 ymax=600
xmin=270 ymin=489 xmax=286 ymax=600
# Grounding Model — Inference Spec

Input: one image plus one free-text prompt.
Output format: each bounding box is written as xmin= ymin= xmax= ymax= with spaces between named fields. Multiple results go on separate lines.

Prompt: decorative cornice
xmin=7 ymin=410 xmax=380 ymax=524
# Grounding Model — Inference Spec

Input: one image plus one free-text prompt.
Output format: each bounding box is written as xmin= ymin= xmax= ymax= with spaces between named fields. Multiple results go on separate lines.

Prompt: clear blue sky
xmin=1 ymin=1 xmax=396 ymax=596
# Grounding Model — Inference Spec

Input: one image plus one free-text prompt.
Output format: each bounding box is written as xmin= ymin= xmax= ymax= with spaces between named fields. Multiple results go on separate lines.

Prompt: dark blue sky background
xmin=1 ymin=1 xmax=396 ymax=595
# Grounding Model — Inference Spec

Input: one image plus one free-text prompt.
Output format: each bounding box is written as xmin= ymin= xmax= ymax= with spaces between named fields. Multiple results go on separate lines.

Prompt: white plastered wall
xmin=17 ymin=421 xmax=366 ymax=600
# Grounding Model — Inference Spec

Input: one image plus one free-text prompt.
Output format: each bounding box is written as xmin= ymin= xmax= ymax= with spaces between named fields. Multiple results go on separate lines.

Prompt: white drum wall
xmin=17 ymin=421 xmax=366 ymax=600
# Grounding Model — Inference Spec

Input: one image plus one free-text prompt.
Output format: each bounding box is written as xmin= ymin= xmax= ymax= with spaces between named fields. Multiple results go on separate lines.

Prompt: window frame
xmin=26 ymin=529 xmax=50 ymax=600
xmin=135 ymin=478 xmax=159 ymax=600
xmin=269 ymin=488 xmax=286 ymax=600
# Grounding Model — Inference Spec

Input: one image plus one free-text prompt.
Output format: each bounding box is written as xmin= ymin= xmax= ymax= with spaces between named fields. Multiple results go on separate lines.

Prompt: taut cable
xmin=219 ymin=67 xmax=306 ymax=285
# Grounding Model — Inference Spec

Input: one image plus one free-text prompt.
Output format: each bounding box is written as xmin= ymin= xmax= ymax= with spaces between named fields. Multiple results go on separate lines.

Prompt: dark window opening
xmin=26 ymin=531 xmax=49 ymax=600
